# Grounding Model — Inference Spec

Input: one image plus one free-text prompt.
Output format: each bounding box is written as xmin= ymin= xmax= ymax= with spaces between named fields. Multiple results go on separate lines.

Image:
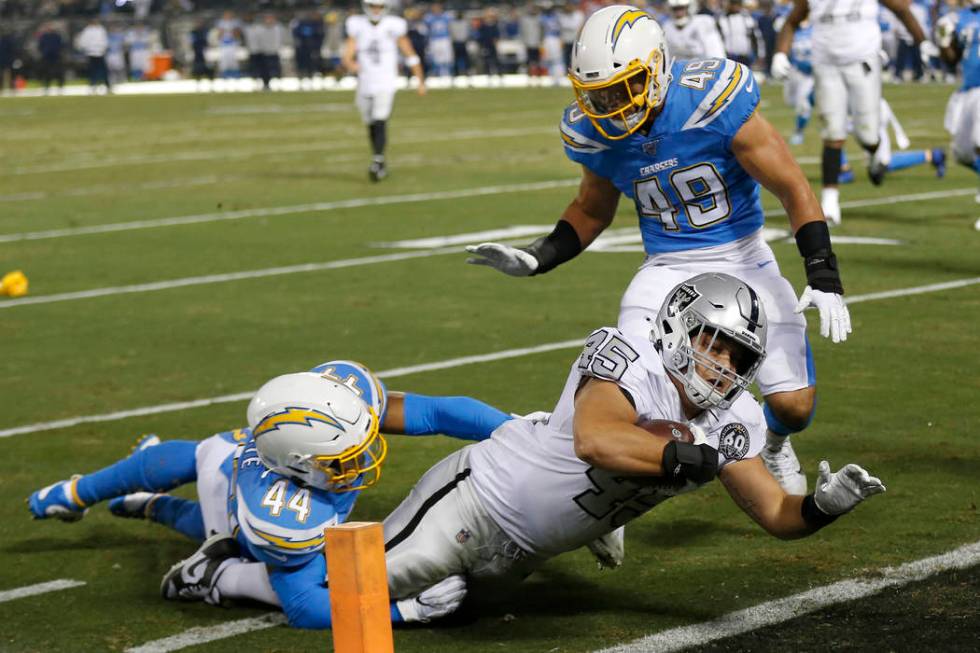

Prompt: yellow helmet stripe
xmin=611 ymin=9 xmax=650 ymax=48
xmin=253 ymin=407 xmax=343 ymax=438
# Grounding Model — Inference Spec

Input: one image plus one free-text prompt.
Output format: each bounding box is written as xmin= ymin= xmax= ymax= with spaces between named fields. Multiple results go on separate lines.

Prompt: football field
xmin=0 ymin=81 xmax=978 ymax=652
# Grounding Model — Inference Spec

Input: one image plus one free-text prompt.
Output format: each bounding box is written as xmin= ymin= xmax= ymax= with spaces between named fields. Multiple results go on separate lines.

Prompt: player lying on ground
xmin=466 ymin=5 xmax=846 ymax=501
xmin=165 ymin=273 xmax=885 ymax=628
xmin=27 ymin=359 xmax=511 ymax=626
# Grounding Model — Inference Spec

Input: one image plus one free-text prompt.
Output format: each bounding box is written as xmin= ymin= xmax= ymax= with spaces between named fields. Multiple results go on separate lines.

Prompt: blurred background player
xmin=938 ymin=0 xmax=980 ymax=230
xmin=541 ymin=3 xmax=564 ymax=83
xmin=782 ymin=18 xmax=814 ymax=145
xmin=343 ymin=0 xmax=426 ymax=182
xmin=717 ymin=0 xmax=764 ymax=67
xmin=28 ymin=360 xmax=511 ymax=628
xmin=663 ymin=0 xmax=726 ymax=60
xmin=773 ymin=0 xmax=933 ymax=226
xmin=424 ymin=3 xmax=453 ymax=77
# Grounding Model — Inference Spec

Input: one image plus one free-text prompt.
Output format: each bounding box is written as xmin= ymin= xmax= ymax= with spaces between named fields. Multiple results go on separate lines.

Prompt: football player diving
xmin=466 ymin=6 xmax=844 ymax=499
xmin=27 ymin=359 xmax=512 ymax=626
xmin=157 ymin=273 xmax=885 ymax=629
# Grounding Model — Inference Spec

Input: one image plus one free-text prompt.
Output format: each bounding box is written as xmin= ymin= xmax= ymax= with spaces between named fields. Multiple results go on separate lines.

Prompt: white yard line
xmin=1 ymin=276 xmax=978 ymax=440
xmin=7 ymin=125 xmax=555 ymax=176
xmin=0 ymin=179 xmax=579 ymax=244
xmin=123 ymin=613 xmax=287 ymax=653
xmin=593 ymin=539 xmax=980 ymax=653
xmin=0 ymin=579 xmax=86 ymax=603
xmin=0 ymin=340 xmax=581 ymax=439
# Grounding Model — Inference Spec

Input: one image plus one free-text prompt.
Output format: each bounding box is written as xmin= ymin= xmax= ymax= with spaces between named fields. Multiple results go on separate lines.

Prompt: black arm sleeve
xmin=522 ymin=219 xmax=583 ymax=275
xmin=801 ymin=493 xmax=839 ymax=530
xmin=795 ymin=220 xmax=844 ymax=294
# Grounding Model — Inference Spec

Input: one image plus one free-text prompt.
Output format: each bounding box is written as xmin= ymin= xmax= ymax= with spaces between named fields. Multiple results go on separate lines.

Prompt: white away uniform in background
xmin=663 ymin=15 xmax=726 ymax=59
xmin=345 ymin=14 xmax=407 ymax=124
xmin=383 ymin=327 xmax=766 ymax=599
xmin=808 ymin=0 xmax=882 ymax=144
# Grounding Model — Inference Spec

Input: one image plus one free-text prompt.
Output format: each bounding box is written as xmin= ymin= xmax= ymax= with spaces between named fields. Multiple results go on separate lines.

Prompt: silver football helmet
xmin=247 ymin=372 xmax=385 ymax=492
xmin=651 ymin=273 xmax=767 ymax=410
xmin=363 ymin=0 xmax=388 ymax=22
xmin=668 ymin=0 xmax=695 ymax=27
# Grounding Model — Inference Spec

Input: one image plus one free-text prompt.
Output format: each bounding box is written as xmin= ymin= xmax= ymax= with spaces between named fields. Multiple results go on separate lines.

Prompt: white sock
xmin=821 ymin=187 xmax=839 ymax=204
xmin=765 ymin=429 xmax=789 ymax=451
xmin=215 ymin=560 xmax=282 ymax=607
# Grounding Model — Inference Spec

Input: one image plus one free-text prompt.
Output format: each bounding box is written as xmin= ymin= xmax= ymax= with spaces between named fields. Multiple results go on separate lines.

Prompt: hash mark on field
xmin=124 ymin=613 xmax=287 ymax=653
xmin=0 ymin=579 xmax=86 ymax=603
xmin=592 ymin=540 xmax=980 ymax=653
xmin=0 ymin=276 xmax=978 ymax=440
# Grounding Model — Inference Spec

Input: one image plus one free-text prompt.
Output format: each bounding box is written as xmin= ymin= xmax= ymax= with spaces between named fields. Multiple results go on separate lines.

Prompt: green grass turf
xmin=0 ymin=81 xmax=977 ymax=652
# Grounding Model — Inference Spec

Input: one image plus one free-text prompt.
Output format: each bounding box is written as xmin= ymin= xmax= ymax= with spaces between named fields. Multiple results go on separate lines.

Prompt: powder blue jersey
xmin=424 ymin=12 xmax=451 ymax=41
xmin=955 ymin=8 xmax=980 ymax=91
xmin=790 ymin=25 xmax=813 ymax=75
xmin=561 ymin=58 xmax=762 ymax=254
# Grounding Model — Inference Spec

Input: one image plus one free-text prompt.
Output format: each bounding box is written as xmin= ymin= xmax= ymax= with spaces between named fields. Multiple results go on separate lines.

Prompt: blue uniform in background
xmin=561 ymin=58 xmax=762 ymax=253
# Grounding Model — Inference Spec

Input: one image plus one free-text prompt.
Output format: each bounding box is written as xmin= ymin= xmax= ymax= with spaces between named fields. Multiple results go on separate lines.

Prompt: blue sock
xmin=888 ymin=150 xmax=927 ymax=171
xmin=401 ymin=393 xmax=511 ymax=441
xmin=795 ymin=114 xmax=809 ymax=132
xmin=840 ymin=150 xmax=849 ymax=167
xmin=148 ymin=495 xmax=206 ymax=541
xmin=972 ymin=156 xmax=980 ymax=175
xmin=75 ymin=440 xmax=198 ymax=506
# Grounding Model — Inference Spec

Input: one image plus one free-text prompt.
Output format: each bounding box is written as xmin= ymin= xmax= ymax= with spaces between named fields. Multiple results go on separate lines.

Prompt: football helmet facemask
xmin=569 ymin=5 xmax=672 ymax=140
xmin=651 ymin=273 xmax=768 ymax=411
xmin=247 ymin=372 xmax=386 ymax=493
xmin=363 ymin=0 xmax=388 ymax=22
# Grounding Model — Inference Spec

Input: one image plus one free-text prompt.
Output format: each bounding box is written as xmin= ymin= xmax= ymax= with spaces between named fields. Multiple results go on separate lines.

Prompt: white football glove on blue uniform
xmin=465 ymin=243 xmax=539 ymax=277
xmin=813 ymin=460 xmax=886 ymax=515
xmin=795 ymin=286 xmax=852 ymax=343
xmin=396 ymin=574 xmax=467 ymax=623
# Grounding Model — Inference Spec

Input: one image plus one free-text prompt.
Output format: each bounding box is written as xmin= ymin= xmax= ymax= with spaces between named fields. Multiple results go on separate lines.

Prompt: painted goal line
xmin=593 ymin=539 xmax=980 ymax=653
xmin=0 ymin=276 xmax=977 ymax=441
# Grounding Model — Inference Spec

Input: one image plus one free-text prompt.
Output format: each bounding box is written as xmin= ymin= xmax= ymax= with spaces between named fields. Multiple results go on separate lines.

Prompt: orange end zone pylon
xmin=325 ymin=522 xmax=395 ymax=653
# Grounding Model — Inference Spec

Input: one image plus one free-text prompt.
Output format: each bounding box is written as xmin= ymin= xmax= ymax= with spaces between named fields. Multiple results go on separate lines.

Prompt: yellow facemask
xmin=311 ymin=407 xmax=387 ymax=492
xmin=570 ymin=49 xmax=665 ymax=140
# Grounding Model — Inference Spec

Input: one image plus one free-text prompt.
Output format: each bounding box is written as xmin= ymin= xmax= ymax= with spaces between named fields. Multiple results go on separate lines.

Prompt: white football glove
xmin=936 ymin=15 xmax=957 ymax=49
xmin=586 ymin=526 xmax=625 ymax=570
xmin=813 ymin=460 xmax=886 ymax=515
xmin=396 ymin=574 xmax=467 ymax=623
xmin=511 ymin=410 xmax=552 ymax=423
xmin=794 ymin=286 xmax=852 ymax=343
xmin=919 ymin=40 xmax=940 ymax=65
xmin=465 ymin=242 xmax=539 ymax=277
xmin=770 ymin=52 xmax=792 ymax=80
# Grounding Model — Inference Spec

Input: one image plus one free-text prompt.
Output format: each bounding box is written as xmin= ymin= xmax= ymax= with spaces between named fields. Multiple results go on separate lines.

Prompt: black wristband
xmin=801 ymin=493 xmax=839 ymax=530
xmin=795 ymin=221 xmax=844 ymax=294
xmin=522 ymin=220 xmax=582 ymax=275
xmin=661 ymin=441 xmax=719 ymax=486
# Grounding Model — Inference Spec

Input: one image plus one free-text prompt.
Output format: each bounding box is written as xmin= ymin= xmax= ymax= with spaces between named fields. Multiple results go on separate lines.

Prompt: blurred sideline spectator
xmin=74 ymin=17 xmax=110 ymax=91
xmin=36 ymin=22 xmax=65 ymax=92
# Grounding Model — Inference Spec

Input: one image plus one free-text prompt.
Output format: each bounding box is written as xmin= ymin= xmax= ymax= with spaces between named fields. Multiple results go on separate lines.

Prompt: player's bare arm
xmin=572 ymin=378 xmax=717 ymax=487
xmin=732 ymin=111 xmax=823 ymax=234
xmin=464 ymin=167 xmax=619 ymax=277
xmin=397 ymin=34 xmax=426 ymax=95
xmin=722 ymin=454 xmax=886 ymax=540
xmin=733 ymin=111 xmax=852 ymax=342
xmin=772 ymin=0 xmax=808 ymax=77
xmin=880 ymin=0 xmax=927 ymax=45
xmin=572 ymin=378 xmax=669 ymax=476
xmin=341 ymin=36 xmax=357 ymax=74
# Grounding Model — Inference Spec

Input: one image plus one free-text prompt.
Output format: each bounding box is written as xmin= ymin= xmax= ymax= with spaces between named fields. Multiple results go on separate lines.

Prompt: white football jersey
xmin=663 ymin=15 xmax=726 ymax=60
xmin=808 ymin=0 xmax=881 ymax=65
xmin=345 ymin=14 xmax=407 ymax=94
xmin=468 ymin=327 xmax=766 ymax=558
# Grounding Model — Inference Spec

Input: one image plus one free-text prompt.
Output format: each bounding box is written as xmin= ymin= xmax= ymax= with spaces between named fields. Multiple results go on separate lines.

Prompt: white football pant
xmin=814 ymin=56 xmax=881 ymax=145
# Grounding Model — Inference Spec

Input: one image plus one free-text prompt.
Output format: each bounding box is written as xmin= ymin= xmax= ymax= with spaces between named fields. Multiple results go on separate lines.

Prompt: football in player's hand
xmin=636 ymin=419 xmax=695 ymax=444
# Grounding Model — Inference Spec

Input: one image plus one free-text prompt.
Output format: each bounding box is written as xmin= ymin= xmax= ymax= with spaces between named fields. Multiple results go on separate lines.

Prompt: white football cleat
xmin=761 ymin=433 xmax=807 ymax=495
xmin=109 ymin=492 xmax=163 ymax=519
xmin=587 ymin=526 xmax=625 ymax=570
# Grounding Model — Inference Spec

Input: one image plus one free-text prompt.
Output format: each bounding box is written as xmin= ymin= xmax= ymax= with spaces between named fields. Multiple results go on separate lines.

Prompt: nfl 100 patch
xmin=718 ymin=423 xmax=750 ymax=460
